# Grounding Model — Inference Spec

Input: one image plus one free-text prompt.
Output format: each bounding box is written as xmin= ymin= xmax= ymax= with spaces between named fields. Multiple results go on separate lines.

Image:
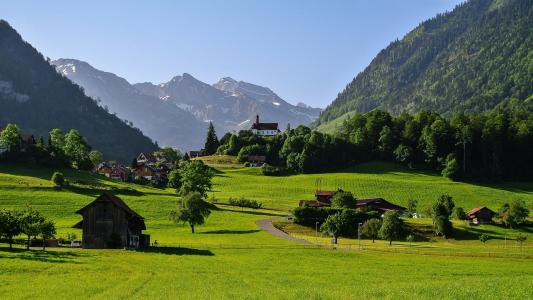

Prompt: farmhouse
xmin=96 ymin=163 xmax=129 ymax=182
xmin=137 ymin=152 xmax=157 ymax=164
xmin=189 ymin=150 xmax=203 ymax=158
xmin=73 ymin=193 xmax=149 ymax=249
xmin=299 ymin=190 xmax=338 ymax=207
xmin=247 ymin=155 xmax=266 ymax=167
xmin=355 ymin=198 xmax=406 ymax=213
xmin=467 ymin=207 xmax=495 ymax=224
xmin=250 ymin=115 xmax=280 ymax=136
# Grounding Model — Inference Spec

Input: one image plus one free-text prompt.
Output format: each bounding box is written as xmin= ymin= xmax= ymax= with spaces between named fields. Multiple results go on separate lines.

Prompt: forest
xmin=214 ymin=103 xmax=533 ymax=181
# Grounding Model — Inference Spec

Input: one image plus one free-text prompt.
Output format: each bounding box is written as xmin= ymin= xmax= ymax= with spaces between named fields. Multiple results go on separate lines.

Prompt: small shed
xmin=315 ymin=190 xmax=337 ymax=205
xmin=73 ymin=193 xmax=149 ymax=249
xmin=355 ymin=198 xmax=406 ymax=213
xmin=467 ymin=207 xmax=495 ymax=224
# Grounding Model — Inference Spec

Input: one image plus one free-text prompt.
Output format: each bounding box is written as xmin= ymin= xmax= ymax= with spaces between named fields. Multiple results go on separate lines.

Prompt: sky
xmin=1 ymin=0 xmax=463 ymax=108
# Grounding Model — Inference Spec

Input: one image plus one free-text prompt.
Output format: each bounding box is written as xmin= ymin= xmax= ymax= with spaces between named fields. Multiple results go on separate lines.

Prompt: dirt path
xmin=255 ymin=218 xmax=313 ymax=245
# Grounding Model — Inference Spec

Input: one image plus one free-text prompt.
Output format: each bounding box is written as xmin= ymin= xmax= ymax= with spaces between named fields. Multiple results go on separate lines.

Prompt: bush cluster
xmin=228 ymin=197 xmax=262 ymax=209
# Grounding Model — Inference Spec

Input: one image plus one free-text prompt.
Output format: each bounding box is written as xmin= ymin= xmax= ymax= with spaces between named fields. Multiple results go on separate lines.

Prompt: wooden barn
xmin=73 ymin=193 xmax=149 ymax=249
xmin=467 ymin=207 xmax=495 ymax=224
xmin=355 ymin=198 xmax=406 ymax=213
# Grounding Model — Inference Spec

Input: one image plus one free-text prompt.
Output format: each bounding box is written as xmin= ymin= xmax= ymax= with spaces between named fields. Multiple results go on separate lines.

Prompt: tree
xmin=227 ymin=134 xmax=240 ymax=155
xmin=453 ymin=207 xmax=468 ymax=220
xmin=0 ymin=123 xmax=20 ymax=153
xmin=442 ymin=154 xmax=460 ymax=180
xmin=431 ymin=194 xmax=455 ymax=238
xmin=393 ymin=144 xmax=413 ymax=168
xmin=500 ymin=199 xmax=530 ymax=228
xmin=20 ymin=206 xmax=46 ymax=250
xmin=320 ymin=212 xmax=346 ymax=244
xmin=286 ymin=152 xmax=301 ymax=173
xmin=89 ymin=150 xmax=103 ymax=167
xmin=155 ymin=147 xmax=181 ymax=163
xmin=0 ymin=210 xmax=22 ymax=248
xmin=63 ymin=129 xmax=92 ymax=170
xmin=179 ymin=161 xmax=213 ymax=197
xmin=515 ymin=233 xmax=527 ymax=249
xmin=379 ymin=211 xmax=403 ymax=246
xmin=479 ymin=233 xmax=489 ymax=245
xmin=169 ymin=192 xmax=212 ymax=233
xmin=330 ymin=190 xmax=356 ymax=209
xmin=361 ymin=218 xmax=382 ymax=243
xmin=167 ymin=169 xmax=182 ymax=189
xmin=49 ymin=128 xmax=65 ymax=149
xmin=39 ymin=220 xmax=56 ymax=250
xmin=203 ymin=122 xmax=219 ymax=155
xmin=407 ymin=199 xmax=418 ymax=217
xmin=378 ymin=125 xmax=393 ymax=155
xmin=51 ymin=172 xmax=65 ymax=187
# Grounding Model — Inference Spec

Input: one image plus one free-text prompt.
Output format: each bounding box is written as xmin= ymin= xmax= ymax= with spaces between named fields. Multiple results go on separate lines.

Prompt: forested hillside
xmin=316 ymin=0 xmax=532 ymax=126
xmin=0 ymin=21 xmax=157 ymax=161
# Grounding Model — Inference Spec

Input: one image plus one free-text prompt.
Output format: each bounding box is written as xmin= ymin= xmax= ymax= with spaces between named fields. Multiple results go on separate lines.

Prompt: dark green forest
xmin=0 ymin=20 xmax=157 ymax=162
xmin=215 ymin=103 xmax=533 ymax=181
xmin=316 ymin=0 xmax=532 ymax=126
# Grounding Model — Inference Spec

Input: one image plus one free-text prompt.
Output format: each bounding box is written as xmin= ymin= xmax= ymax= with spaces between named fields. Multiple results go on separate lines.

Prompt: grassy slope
xmin=209 ymin=160 xmax=533 ymax=212
xmin=1 ymin=163 xmax=532 ymax=299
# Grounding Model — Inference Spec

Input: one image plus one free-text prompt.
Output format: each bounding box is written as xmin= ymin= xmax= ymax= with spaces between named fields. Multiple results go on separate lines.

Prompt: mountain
xmin=0 ymin=20 xmax=157 ymax=162
xmin=316 ymin=0 xmax=533 ymax=126
xmin=134 ymin=75 xmax=321 ymax=132
xmin=52 ymin=59 xmax=207 ymax=151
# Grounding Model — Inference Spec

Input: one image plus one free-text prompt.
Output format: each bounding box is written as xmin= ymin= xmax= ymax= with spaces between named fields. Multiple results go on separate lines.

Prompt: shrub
xmin=244 ymin=162 xmax=251 ymax=167
xmin=228 ymin=197 xmax=262 ymax=209
xmin=51 ymin=172 xmax=65 ymax=187
xmin=293 ymin=207 xmax=373 ymax=234
xmin=261 ymin=164 xmax=286 ymax=176
xmin=330 ymin=190 xmax=355 ymax=208
xmin=453 ymin=207 xmax=468 ymax=220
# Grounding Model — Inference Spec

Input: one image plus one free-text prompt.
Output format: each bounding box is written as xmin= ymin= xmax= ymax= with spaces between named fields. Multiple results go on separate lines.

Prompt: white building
xmin=250 ymin=115 xmax=280 ymax=136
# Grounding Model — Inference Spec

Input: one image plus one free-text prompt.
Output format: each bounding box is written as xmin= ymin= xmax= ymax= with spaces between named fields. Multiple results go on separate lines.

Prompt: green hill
xmin=316 ymin=0 xmax=533 ymax=126
xmin=0 ymin=20 xmax=157 ymax=162
xmin=0 ymin=164 xmax=532 ymax=298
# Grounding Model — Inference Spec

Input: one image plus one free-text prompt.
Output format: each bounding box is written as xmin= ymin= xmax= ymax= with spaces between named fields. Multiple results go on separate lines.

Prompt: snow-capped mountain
xmin=53 ymin=58 xmax=320 ymax=150
xmin=52 ymin=59 xmax=206 ymax=151
xmin=135 ymin=75 xmax=321 ymax=133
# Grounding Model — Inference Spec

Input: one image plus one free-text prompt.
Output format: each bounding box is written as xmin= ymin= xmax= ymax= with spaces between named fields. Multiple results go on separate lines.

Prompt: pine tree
xmin=203 ymin=122 xmax=219 ymax=155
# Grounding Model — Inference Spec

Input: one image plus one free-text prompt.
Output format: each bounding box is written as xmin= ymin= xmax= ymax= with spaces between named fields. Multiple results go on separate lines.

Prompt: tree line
xmin=0 ymin=206 xmax=56 ymax=250
xmin=205 ymin=106 xmax=533 ymax=181
xmin=0 ymin=123 xmax=103 ymax=170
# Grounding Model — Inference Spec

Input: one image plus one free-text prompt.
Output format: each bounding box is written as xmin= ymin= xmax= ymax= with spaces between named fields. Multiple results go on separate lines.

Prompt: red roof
xmin=315 ymin=190 xmax=336 ymax=196
xmin=251 ymin=122 xmax=279 ymax=130
xmin=467 ymin=207 xmax=495 ymax=217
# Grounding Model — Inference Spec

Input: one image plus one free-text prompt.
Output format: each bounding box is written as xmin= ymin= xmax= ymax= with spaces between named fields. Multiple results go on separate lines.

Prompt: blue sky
xmin=2 ymin=0 xmax=462 ymax=108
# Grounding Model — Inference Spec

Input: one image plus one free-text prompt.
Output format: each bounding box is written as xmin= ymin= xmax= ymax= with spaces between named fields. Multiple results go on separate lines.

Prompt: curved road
xmin=255 ymin=218 xmax=313 ymax=245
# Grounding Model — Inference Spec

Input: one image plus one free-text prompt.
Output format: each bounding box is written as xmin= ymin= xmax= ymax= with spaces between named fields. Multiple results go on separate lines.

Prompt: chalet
xmin=299 ymin=190 xmax=338 ymax=208
xmin=247 ymin=155 xmax=266 ymax=167
xmin=315 ymin=190 xmax=337 ymax=205
xmin=96 ymin=162 xmax=113 ymax=176
xmin=73 ymin=193 xmax=149 ymax=249
xmin=250 ymin=115 xmax=280 ymax=136
xmin=355 ymin=198 xmax=406 ymax=213
xmin=189 ymin=151 xmax=203 ymax=158
xmin=467 ymin=207 xmax=495 ymax=224
xmin=137 ymin=152 xmax=157 ymax=164
xmin=109 ymin=165 xmax=129 ymax=182
xmin=134 ymin=164 xmax=158 ymax=180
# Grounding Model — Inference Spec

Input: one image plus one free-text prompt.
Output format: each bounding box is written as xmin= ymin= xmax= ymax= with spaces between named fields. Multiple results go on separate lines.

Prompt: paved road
xmin=255 ymin=218 xmax=313 ymax=245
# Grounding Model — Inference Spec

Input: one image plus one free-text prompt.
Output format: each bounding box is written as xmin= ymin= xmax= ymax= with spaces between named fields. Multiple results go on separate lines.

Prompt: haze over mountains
xmin=54 ymin=59 xmax=321 ymax=150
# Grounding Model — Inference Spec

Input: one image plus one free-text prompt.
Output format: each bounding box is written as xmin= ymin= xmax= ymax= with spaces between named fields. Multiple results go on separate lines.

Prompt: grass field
xmin=1 ymin=163 xmax=532 ymax=299
xmin=207 ymin=159 xmax=533 ymax=212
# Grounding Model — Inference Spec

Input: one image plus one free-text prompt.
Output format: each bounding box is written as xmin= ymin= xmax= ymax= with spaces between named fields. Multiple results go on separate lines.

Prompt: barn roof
xmin=251 ymin=122 xmax=279 ymax=130
xmin=467 ymin=207 xmax=495 ymax=216
xmin=356 ymin=198 xmax=406 ymax=211
xmin=315 ymin=190 xmax=337 ymax=197
xmin=76 ymin=193 xmax=145 ymax=228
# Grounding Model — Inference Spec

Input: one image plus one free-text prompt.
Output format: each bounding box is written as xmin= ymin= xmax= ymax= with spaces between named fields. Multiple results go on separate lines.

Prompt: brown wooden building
xmin=73 ymin=193 xmax=149 ymax=249
xmin=355 ymin=198 xmax=406 ymax=213
xmin=467 ymin=207 xmax=495 ymax=224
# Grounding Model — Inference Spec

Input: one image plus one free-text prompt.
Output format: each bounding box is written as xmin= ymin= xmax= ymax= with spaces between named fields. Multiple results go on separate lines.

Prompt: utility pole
xmin=358 ymin=222 xmax=362 ymax=250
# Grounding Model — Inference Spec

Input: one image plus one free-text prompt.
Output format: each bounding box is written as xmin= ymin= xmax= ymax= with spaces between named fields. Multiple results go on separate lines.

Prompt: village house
xmin=247 ymin=155 xmax=266 ymax=167
xmin=250 ymin=115 xmax=280 ymax=136
xmin=134 ymin=164 xmax=158 ymax=180
xmin=73 ymin=193 xmax=149 ymax=249
xmin=136 ymin=152 xmax=157 ymax=165
xmin=96 ymin=163 xmax=130 ymax=182
xmin=467 ymin=207 xmax=495 ymax=224
xmin=299 ymin=191 xmax=406 ymax=213
xmin=188 ymin=150 xmax=203 ymax=158
xmin=355 ymin=198 xmax=406 ymax=213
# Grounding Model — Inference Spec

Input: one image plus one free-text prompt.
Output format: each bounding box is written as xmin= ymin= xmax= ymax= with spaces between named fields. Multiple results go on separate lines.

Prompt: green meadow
xmin=208 ymin=159 xmax=533 ymax=212
xmin=0 ymin=162 xmax=532 ymax=299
